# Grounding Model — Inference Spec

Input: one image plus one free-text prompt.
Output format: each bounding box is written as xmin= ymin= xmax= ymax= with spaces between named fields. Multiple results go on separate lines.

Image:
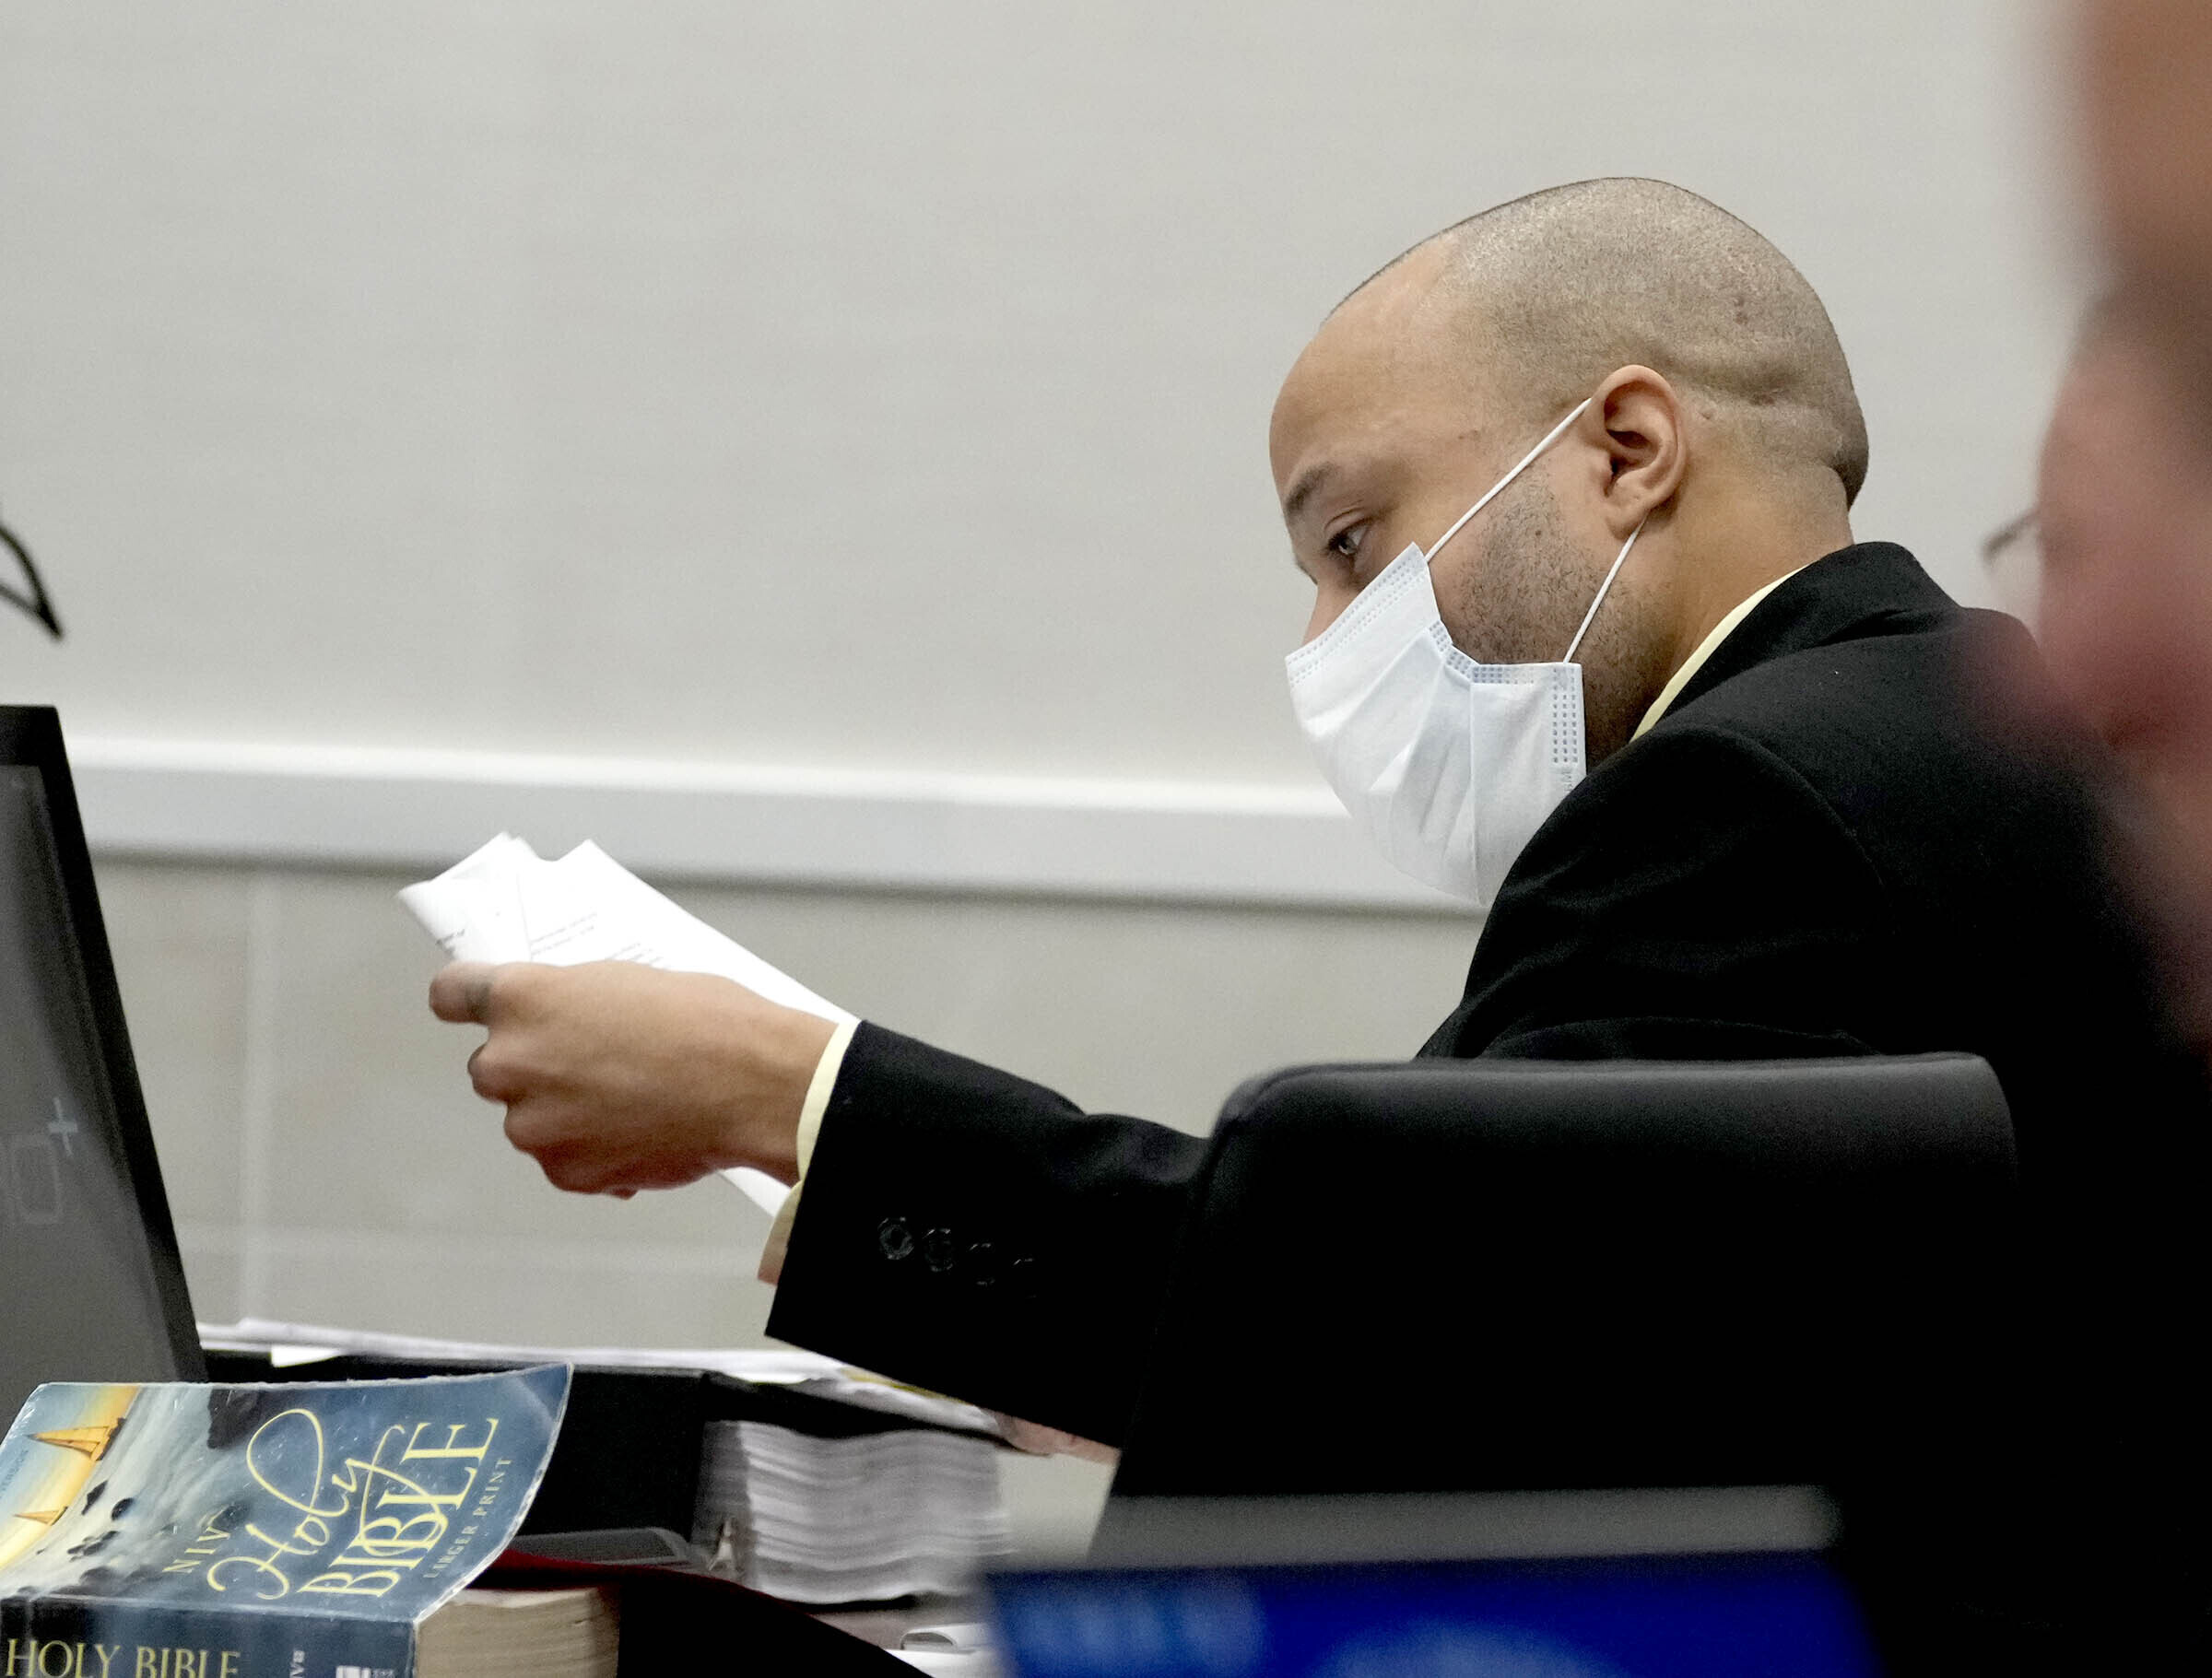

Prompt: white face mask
xmin=1286 ymin=399 xmax=1645 ymax=905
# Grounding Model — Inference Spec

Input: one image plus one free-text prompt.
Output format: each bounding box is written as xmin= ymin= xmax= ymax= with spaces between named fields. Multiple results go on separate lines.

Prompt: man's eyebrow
xmin=1280 ymin=461 xmax=1335 ymax=530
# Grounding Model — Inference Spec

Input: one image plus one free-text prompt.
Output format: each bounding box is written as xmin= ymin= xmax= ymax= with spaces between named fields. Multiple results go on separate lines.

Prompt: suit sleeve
xmin=764 ymin=1022 xmax=1209 ymax=1446
xmin=1430 ymin=723 xmax=1893 ymax=1062
xmin=766 ymin=725 xmax=1888 ymax=1439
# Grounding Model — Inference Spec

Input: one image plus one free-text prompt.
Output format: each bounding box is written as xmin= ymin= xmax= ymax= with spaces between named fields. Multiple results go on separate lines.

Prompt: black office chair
xmin=1096 ymin=1054 xmax=2025 ymax=1664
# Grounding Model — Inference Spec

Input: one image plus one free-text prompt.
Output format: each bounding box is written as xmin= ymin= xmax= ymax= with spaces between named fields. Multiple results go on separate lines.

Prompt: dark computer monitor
xmin=0 ymin=705 xmax=203 ymax=1424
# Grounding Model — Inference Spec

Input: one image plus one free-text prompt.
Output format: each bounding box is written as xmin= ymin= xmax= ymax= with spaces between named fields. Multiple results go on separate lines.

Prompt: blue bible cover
xmin=1 ymin=1366 xmax=570 ymax=1678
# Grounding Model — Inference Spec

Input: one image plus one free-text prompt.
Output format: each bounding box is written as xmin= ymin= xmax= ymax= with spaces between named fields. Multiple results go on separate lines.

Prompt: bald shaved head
xmin=1364 ymin=178 xmax=1869 ymax=507
xmin=1273 ymin=178 xmax=1865 ymax=766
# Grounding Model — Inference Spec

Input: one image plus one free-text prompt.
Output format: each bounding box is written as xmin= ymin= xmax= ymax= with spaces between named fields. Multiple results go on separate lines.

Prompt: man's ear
xmin=1583 ymin=365 xmax=1687 ymax=537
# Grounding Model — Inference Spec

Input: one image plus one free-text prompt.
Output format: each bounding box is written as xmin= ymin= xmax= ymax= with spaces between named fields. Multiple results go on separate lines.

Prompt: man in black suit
xmin=430 ymin=180 xmax=2199 ymax=1451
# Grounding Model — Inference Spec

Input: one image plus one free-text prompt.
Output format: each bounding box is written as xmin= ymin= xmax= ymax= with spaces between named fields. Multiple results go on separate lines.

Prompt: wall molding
xmin=68 ymin=736 xmax=1471 ymax=913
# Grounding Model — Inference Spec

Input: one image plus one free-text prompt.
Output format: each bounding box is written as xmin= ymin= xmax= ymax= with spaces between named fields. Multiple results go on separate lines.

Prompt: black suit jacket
xmin=770 ymin=545 xmax=2204 ymax=1449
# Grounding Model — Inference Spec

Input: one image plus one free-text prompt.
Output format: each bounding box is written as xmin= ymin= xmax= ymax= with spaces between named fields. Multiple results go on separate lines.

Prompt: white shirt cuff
xmin=795 ymin=1015 xmax=858 ymax=1179
xmin=761 ymin=1016 xmax=858 ymax=1286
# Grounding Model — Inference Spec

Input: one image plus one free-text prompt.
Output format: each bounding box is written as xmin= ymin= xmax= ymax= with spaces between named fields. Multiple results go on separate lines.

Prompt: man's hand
xmin=428 ymin=961 xmax=836 ymax=1196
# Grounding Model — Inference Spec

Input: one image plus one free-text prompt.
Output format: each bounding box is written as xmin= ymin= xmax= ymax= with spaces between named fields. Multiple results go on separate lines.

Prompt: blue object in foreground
xmin=987 ymin=1553 xmax=1881 ymax=1678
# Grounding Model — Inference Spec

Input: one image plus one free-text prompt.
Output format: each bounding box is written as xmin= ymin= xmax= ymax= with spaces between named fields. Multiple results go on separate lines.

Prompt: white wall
xmin=5 ymin=1 xmax=2079 ymax=797
xmin=5 ymin=0 xmax=2086 ymax=1554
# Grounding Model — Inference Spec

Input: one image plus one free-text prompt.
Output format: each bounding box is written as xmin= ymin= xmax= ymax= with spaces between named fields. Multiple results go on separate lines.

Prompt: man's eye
xmin=1325 ymin=523 xmax=1368 ymax=562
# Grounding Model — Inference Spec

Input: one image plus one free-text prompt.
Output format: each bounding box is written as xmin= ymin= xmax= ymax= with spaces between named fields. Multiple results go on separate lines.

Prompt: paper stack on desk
xmin=401 ymin=833 xmax=855 ymax=1217
xmin=692 ymin=1419 xmax=1010 ymax=1604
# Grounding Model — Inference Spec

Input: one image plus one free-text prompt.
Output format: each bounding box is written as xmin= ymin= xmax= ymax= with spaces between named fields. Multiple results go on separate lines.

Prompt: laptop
xmin=989 ymin=1492 xmax=1882 ymax=1678
xmin=0 ymin=705 xmax=204 ymax=1424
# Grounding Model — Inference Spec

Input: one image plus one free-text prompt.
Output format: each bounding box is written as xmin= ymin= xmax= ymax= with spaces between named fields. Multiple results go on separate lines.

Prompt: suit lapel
xmin=1663 ymin=542 xmax=1958 ymax=722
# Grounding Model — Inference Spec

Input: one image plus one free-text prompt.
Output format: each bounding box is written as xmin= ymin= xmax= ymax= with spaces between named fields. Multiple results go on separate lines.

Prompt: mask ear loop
xmin=1423 ymin=399 xmax=1593 ymax=565
xmin=1562 ymin=519 xmax=1646 ymax=663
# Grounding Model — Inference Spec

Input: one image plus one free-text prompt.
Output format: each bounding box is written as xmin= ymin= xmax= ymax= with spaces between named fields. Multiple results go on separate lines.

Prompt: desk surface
xmin=814 ymin=1594 xmax=979 ymax=1648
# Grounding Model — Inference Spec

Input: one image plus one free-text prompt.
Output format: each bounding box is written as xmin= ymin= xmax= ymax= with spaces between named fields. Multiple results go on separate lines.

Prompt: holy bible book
xmin=0 ymin=1367 xmax=571 ymax=1678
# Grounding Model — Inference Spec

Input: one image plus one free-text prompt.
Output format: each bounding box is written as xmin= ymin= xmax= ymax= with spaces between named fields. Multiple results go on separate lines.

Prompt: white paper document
xmin=401 ymin=833 xmax=855 ymax=1217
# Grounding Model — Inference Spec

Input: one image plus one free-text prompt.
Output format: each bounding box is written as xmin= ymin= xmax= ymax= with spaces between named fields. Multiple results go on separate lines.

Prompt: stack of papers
xmin=694 ymin=1420 xmax=1010 ymax=1604
xmin=400 ymin=834 xmax=855 ymax=1215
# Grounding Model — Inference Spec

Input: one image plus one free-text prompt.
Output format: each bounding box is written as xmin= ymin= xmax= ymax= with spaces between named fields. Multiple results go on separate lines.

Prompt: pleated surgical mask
xmin=1286 ymin=400 xmax=1644 ymax=904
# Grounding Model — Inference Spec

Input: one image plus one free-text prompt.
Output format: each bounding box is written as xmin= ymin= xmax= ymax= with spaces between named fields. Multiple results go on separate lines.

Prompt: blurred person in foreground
xmin=2024 ymin=304 xmax=2212 ymax=1024
xmin=2065 ymin=0 xmax=2212 ymax=1040
xmin=434 ymin=180 xmax=2205 ymax=1659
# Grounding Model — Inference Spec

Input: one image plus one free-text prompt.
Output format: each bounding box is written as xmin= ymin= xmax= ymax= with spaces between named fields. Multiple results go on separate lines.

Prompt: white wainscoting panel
xmin=70 ymin=737 xmax=1471 ymax=912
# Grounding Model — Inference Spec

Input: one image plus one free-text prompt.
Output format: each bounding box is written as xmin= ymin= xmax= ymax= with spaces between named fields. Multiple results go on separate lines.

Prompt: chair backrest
xmin=1104 ymin=1054 xmax=2018 ymax=1516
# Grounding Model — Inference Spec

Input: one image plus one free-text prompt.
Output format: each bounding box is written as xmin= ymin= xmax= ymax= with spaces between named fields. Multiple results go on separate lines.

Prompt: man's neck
xmin=1583 ymin=474 xmax=1853 ymax=766
xmin=1657 ymin=494 xmax=1854 ymax=683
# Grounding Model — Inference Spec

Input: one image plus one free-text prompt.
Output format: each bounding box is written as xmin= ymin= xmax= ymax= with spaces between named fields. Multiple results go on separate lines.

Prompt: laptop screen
xmin=988 ymin=1552 xmax=1883 ymax=1678
xmin=0 ymin=708 xmax=201 ymax=1424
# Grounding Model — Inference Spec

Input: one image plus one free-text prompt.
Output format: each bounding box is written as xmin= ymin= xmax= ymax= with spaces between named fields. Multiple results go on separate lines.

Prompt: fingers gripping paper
xmin=401 ymin=833 xmax=855 ymax=1218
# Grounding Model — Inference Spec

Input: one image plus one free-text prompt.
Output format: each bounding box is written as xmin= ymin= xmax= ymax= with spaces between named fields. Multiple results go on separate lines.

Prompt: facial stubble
xmin=1435 ymin=475 xmax=1668 ymax=767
